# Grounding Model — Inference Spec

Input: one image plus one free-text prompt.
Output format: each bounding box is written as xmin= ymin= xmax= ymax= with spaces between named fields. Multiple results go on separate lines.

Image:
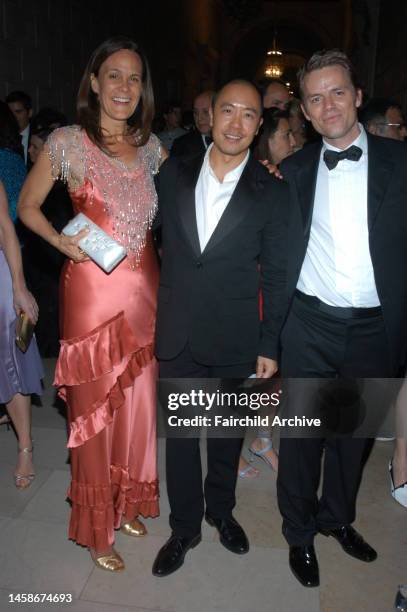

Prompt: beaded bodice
xmin=46 ymin=125 xmax=161 ymax=266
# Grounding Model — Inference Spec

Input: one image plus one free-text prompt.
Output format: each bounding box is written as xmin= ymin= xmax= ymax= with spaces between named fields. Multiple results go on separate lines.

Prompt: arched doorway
xmin=226 ymin=17 xmax=335 ymax=93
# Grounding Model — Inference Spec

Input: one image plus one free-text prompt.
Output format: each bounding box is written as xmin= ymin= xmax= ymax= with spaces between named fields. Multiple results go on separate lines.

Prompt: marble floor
xmin=0 ymin=359 xmax=405 ymax=612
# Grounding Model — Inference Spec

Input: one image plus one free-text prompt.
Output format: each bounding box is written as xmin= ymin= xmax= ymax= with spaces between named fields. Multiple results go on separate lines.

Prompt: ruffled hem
xmin=54 ymin=311 xmax=140 ymax=386
xmin=67 ymin=468 xmax=159 ymax=550
xmin=66 ymin=342 xmax=154 ymax=448
xmin=53 ymin=310 xmax=154 ymax=448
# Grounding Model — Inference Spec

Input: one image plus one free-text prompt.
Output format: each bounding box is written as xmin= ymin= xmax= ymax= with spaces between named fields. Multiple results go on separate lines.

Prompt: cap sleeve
xmin=144 ymin=133 xmax=162 ymax=176
xmin=45 ymin=125 xmax=83 ymax=184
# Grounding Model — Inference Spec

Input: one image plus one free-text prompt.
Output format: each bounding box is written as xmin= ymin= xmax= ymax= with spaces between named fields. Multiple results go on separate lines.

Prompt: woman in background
xmin=389 ymin=379 xmax=407 ymax=508
xmin=0 ymin=101 xmax=28 ymax=428
xmin=238 ymin=108 xmax=295 ymax=478
xmin=0 ymin=180 xmax=43 ymax=487
xmin=0 ymin=101 xmax=26 ymax=222
xmin=255 ymin=108 xmax=296 ymax=166
xmin=287 ymin=98 xmax=308 ymax=152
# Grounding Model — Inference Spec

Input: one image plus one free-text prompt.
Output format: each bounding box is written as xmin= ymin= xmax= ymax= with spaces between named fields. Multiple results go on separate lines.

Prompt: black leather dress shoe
xmin=205 ymin=514 xmax=249 ymax=554
xmin=289 ymin=545 xmax=320 ymax=588
xmin=152 ymin=533 xmax=201 ymax=577
xmin=319 ymin=525 xmax=377 ymax=562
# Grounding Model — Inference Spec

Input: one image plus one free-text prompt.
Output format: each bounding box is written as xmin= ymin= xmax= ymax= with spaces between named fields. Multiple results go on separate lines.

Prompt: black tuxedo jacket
xmin=155 ymin=153 xmax=289 ymax=365
xmin=279 ymin=134 xmax=407 ymax=372
xmin=171 ymin=130 xmax=206 ymax=158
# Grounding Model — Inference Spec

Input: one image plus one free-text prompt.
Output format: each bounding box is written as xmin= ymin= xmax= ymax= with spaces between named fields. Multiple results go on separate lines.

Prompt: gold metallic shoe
xmin=120 ymin=517 xmax=147 ymax=537
xmin=90 ymin=548 xmax=125 ymax=572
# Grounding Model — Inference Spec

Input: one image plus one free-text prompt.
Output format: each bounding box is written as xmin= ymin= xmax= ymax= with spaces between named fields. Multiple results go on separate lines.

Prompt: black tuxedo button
xmin=196 ymin=261 xmax=202 ymax=268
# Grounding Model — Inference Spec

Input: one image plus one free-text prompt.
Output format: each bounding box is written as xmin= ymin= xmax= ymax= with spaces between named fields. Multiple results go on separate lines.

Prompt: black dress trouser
xmin=277 ymin=293 xmax=395 ymax=546
xmin=159 ymin=344 xmax=254 ymax=537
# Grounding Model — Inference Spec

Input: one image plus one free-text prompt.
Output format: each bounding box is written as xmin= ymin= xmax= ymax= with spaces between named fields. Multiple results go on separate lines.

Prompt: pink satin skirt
xmin=55 ymin=234 xmax=159 ymax=551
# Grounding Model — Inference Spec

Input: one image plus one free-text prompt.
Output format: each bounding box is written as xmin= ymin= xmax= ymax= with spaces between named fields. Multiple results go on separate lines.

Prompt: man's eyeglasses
xmin=377 ymin=122 xmax=406 ymax=130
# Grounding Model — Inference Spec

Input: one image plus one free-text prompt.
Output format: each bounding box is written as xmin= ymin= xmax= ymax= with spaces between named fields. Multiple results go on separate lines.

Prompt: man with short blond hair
xmin=277 ymin=48 xmax=407 ymax=587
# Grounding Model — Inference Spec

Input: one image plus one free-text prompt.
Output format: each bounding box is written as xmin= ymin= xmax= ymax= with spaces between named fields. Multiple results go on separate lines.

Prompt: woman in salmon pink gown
xmin=18 ymin=36 xmax=164 ymax=571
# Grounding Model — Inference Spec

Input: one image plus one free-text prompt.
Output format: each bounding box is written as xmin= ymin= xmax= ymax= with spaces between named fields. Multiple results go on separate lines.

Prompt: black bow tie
xmin=204 ymin=135 xmax=212 ymax=147
xmin=323 ymin=145 xmax=363 ymax=170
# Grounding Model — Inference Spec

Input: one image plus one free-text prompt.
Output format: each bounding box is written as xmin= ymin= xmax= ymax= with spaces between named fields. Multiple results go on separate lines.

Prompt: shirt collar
xmin=322 ymin=123 xmax=367 ymax=155
xmin=21 ymin=125 xmax=30 ymax=138
xmin=204 ymin=143 xmax=250 ymax=184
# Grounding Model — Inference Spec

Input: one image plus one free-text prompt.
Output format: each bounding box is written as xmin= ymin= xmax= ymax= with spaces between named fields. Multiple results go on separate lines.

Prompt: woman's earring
xmin=90 ymin=76 xmax=98 ymax=95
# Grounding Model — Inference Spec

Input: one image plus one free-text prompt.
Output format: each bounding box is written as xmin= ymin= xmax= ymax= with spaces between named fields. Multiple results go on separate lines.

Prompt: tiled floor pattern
xmin=0 ymin=359 xmax=405 ymax=611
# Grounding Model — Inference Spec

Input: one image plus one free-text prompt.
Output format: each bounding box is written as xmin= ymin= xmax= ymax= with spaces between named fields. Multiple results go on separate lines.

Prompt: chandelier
xmin=264 ymin=34 xmax=284 ymax=78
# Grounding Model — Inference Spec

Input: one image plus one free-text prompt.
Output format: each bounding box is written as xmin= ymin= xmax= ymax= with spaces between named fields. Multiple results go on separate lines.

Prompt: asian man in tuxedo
xmin=152 ymin=80 xmax=289 ymax=577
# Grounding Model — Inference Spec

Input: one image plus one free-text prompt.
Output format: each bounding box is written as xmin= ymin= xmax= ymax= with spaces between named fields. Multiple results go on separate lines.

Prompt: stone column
xmin=182 ymin=0 xmax=220 ymax=108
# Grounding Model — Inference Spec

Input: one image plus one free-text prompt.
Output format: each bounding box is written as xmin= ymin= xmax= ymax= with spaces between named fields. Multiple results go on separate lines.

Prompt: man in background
xmin=360 ymin=97 xmax=404 ymax=141
xmin=171 ymin=90 xmax=214 ymax=157
xmin=263 ymin=79 xmax=291 ymax=110
xmin=6 ymin=90 xmax=33 ymax=166
xmin=158 ymin=102 xmax=186 ymax=152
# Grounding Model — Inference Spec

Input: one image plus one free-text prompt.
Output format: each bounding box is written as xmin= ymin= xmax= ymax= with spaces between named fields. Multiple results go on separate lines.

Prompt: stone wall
xmin=1 ymin=0 xmax=406 ymax=116
xmin=0 ymin=0 xmax=186 ymax=118
xmin=374 ymin=0 xmax=407 ymax=107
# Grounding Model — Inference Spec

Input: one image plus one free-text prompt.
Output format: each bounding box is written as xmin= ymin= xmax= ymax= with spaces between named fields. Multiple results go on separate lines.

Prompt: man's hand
xmin=256 ymin=356 xmax=278 ymax=378
xmin=259 ymin=160 xmax=283 ymax=179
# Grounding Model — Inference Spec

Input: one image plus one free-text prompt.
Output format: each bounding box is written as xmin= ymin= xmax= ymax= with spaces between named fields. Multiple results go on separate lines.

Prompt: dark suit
xmin=156 ymin=152 xmax=288 ymax=536
xmin=171 ymin=130 xmax=206 ymax=158
xmin=277 ymin=134 xmax=407 ymax=546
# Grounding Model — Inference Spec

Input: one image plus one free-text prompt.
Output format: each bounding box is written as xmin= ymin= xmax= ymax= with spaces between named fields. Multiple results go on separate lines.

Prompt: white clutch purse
xmin=62 ymin=213 xmax=127 ymax=273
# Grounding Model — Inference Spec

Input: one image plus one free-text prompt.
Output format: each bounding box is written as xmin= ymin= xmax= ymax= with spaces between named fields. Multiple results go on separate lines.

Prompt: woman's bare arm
xmin=160 ymin=145 xmax=169 ymax=165
xmin=18 ymin=149 xmax=88 ymax=262
xmin=0 ymin=182 xmax=38 ymax=322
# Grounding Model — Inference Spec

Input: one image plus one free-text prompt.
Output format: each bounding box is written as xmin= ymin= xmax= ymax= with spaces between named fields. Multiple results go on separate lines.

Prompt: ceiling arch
xmin=228 ymin=16 xmax=335 ymax=83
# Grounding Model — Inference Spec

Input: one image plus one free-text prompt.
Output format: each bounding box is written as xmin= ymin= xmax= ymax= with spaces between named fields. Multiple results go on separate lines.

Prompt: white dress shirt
xmin=297 ymin=125 xmax=380 ymax=307
xmin=20 ymin=125 xmax=30 ymax=164
xmin=195 ymin=144 xmax=249 ymax=252
xmin=201 ymin=134 xmax=211 ymax=150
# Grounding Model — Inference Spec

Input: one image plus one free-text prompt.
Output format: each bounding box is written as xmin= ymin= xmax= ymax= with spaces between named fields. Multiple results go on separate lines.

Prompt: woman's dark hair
xmin=0 ymin=100 xmax=24 ymax=155
xmin=31 ymin=125 xmax=55 ymax=143
xmin=31 ymin=107 xmax=67 ymax=132
xmin=254 ymin=108 xmax=289 ymax=161
xmin=77 ymin=36 xmax=154 ymax=150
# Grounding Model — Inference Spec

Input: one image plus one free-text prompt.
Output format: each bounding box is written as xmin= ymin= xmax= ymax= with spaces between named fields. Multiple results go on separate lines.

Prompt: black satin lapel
xmin=367 ymin=137 xmax=394 ymax=231
xmin=176 ymin=155 xmax=203 ymax=257
xmin=202 ymin=158 xmax=254 ymax=255
xmin=297 ymin=144 xmax=321 ymax=237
